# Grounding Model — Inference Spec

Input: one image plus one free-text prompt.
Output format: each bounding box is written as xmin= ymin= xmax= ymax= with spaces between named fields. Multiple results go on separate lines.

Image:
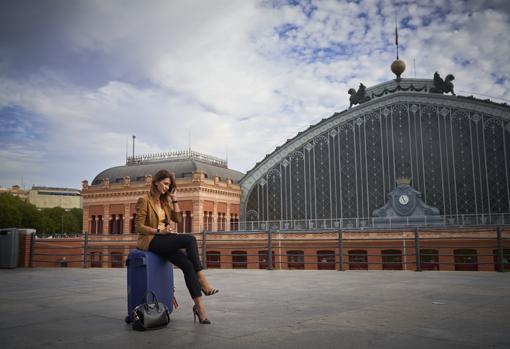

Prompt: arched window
xmin=230 ymin=214 xmax=239 ymax=231
xmin=90 ymin=215 xmax=96 ymax=234
xmin=90 ymin=252 xmax=102 ymax=268
xmin=97 ymin=215 xmax=103 ymax=234
xmin=110 ymin=252 xmax=123 ymax=268
xmin=218 ymin=213 xmax=226 ymax=231
xmin=258 ymin=250 xmax=275 ymax=269
xmin=109 ymin=215 xmax=118 ymax=234
xmin=117 ymin=214 xmax=123 ymax=234
xmin=420 ymin=249 xmax=439 ymax=271
xmin=454 ymin=249 xmax=478 ymax=271
xmin=348 ymin=250 xmax=368 ymax=270
xmin=287 ymin=250 xmax=304 ymax=270
xmin=203 ymin=211 xmax=213 ymax=231
xmin=317 ymin=250 xmax=335 ymax=270
xmin=232 ymin=250 xmax=247 ymax=269
xmin=185 ymin=211 xmax=192 ymax=233
xmin=381 ymin=250 xmax=403 ymax=270
xmin=206 ymin=251 xmax=221 ymax=269
xmin=493 ymin=249 xmax=510 ymax=271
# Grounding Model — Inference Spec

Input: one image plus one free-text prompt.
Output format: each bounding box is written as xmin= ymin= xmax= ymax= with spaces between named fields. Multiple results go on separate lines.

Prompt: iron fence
xmin=29 ymin=225 xmax=510 ymax=272
xmin=236 ymin=213 xmax=510 ymax=231
xmin=199 ymin=226 xmax=509 ymax=272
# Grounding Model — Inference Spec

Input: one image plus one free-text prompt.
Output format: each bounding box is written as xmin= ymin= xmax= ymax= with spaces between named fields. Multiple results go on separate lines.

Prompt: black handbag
xmin=131 ymin=291 xmax=170 ymax=331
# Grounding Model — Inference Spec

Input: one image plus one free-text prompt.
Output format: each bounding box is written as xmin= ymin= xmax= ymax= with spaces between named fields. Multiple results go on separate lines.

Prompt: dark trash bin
xmin=0 ymin=228 xmax=20 ymax=268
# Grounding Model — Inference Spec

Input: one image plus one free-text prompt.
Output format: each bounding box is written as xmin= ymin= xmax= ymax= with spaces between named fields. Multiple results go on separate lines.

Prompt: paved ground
xmin=0 ymin=268 xmax=509 ymax=349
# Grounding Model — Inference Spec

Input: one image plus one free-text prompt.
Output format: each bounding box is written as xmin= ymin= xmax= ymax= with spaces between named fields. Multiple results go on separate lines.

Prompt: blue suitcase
xmin=125 ymin=249 xmax=174 ymax=323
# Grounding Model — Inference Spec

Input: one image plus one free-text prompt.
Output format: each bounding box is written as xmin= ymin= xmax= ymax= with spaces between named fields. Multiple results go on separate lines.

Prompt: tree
xmin=0 ymin=202 xmax=22 ymax=228
xmin=21 ymin=202 xmax=42 ymax=229
xmin=38 ymin=215 xmax=58 ymax=234
xmin=0 ymin=193 xmax=83 ymax=234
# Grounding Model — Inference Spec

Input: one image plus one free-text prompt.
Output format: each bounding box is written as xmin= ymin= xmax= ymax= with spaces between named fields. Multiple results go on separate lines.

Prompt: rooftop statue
xmin=429 ymin=72 xmax=456 ymax=95
xmin=348 ymin=83 xmax=371 ymax=108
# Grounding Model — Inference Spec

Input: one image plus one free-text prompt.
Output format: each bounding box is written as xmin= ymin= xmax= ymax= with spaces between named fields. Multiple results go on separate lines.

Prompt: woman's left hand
xmin=169 ymin=187 xmax=178 ymax=202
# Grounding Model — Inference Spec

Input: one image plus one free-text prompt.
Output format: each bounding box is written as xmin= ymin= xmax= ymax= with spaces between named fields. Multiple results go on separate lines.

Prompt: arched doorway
xmin=382 ymin=250 xmax=403 ymax=270
xmin=420 ymin=249 xmax=439 ymax=271
xmin=317 ymin=250 xmax=335 ymax=270
xmin=454 ymin=249 xmax=478 ymax=271
xmin=348 ymin=250 xmax=368 ymax=270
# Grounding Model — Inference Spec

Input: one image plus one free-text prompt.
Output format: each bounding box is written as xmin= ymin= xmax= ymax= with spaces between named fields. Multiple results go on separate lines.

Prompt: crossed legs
xmin=149 ymin=234 xmax=216 ymax=320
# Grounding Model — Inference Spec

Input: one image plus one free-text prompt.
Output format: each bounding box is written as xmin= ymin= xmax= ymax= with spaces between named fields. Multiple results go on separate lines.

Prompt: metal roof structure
xmin=91 ymin=150 xmax=244 ymax=185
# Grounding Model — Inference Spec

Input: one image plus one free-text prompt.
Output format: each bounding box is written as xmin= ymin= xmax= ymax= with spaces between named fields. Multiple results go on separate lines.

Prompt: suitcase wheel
xmin=125 ymin=315 xmax=132 ymax=324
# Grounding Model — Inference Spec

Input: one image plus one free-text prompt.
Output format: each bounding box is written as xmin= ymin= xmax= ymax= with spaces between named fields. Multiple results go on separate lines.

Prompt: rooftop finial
xmin=395 ymin=15 xmax=398 ymax=59
xmin=391 ymin=14 xmax=406 ymax=81
xmin=395 ymin=15 xmax=399 ymax=60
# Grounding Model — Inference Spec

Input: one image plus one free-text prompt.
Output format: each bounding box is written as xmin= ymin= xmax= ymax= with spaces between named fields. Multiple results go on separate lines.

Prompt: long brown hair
xmin=150 ymin=169 xmax=176 ymax=205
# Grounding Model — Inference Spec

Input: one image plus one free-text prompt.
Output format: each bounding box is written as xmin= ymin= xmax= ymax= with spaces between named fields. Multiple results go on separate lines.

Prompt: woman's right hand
xmin=159 ymin=224 xmax=174 ymax=235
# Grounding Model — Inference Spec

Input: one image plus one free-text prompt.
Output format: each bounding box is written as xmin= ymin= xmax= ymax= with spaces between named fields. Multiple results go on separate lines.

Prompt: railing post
xmin=202 ymin=230 xmax=207 ymax=269
xmin=29 ymin=231 xmax=36 ymax=268
xmin=267 ymin=229 xmax=273 ymax=270
xmin=338 ymin=229 xmax=344 ymax=271
xmin=497 ymin=226 xmax=504 ymax=272
xmin=83 ymin=232 xmax=89 ymax=268
xmin=415 ymin=227 xmax=421 ymax=272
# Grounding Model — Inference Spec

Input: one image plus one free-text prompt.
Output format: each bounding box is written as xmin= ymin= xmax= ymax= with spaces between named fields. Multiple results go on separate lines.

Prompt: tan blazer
xmin=135 ymin=193 xmax=183 ymax=250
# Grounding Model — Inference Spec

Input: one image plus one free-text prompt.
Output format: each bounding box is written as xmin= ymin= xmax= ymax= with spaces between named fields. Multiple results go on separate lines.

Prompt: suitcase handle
xmin=126 ymin=256 xmax=146 ymax=267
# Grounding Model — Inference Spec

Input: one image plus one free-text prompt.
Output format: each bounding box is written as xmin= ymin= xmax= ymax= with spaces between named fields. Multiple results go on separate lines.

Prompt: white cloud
xmin=0 ymin=0 xmax=509 ymax=189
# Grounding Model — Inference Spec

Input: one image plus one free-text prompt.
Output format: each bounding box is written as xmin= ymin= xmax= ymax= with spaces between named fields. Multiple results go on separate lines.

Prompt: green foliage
xmin=0 ymin=202 xmax=22 ymax=228
xmin=0 ymin=193 xmax=83 ymax=234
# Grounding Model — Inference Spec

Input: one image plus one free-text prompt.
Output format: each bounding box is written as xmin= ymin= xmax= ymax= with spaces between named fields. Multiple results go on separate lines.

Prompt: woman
xmin=135 ymin=169 xmax=218 ymax=324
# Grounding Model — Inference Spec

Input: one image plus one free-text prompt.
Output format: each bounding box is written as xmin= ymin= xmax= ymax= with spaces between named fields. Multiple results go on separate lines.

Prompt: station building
xmin=32 ymin=63 xmax=510 ymax=271
xmin=81 ymin=150 xmax=243 ymax=236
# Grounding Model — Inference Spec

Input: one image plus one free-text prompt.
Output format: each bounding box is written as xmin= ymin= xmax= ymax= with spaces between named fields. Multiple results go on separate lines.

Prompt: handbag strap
xmin=144 ymin=291 xmax=161 ymax=310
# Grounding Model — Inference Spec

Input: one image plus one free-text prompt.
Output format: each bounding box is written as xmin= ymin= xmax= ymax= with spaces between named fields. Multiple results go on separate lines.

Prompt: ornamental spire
xmin=390 ymin=15 xmax=406 ymax=81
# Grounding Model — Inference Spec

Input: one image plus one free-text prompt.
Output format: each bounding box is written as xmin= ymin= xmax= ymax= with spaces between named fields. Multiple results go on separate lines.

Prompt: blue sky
xmin=0 ymin=0 xmax=509 ymax=189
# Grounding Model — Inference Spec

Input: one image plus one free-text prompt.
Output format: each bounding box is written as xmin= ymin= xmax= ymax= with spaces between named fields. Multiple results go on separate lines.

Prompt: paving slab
xmin=0 ymin=268 xmax=509 ymax=348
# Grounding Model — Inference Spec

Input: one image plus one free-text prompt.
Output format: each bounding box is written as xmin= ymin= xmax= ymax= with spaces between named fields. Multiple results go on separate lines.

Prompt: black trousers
xmin=149 ymin=234 xmax=204 ymax=299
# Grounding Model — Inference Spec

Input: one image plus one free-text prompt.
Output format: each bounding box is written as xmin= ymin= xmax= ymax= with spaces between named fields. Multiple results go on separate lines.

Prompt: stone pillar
xmin=226 ymin=203 xmax=231 ymax=232
xmin=368 ymin=249 xmax=382 ymax=270
xmin=304 ymin=248 xmax=316 ymax=270
xmin=213 ymin=201 xmax=218 ymax=231
xmin=188 ymin=213 xmax=193 ymax=233
xmin=123 ymin=204 xmax=130 ymax=234
xmin=82 ymin=206 xmax=89 ymax=233
xmin=192 ymin=200 xmax=203 ymax=233
xmin=103 ymin=205 xmax=110 ymax=234
xmin=102 ymin=248 xmax=110 ymax=268
xmin=247 ymin=248 xmax=258 ymax=269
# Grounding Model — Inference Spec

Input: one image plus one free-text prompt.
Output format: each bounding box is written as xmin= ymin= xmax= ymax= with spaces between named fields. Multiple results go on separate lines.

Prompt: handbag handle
xmin=144 ymin=291 xmax=161 ymax=311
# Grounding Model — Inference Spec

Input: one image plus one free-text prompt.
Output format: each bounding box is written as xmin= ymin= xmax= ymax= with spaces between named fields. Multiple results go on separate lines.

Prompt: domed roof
xmin=91 ymin=151 xmax=244 ymax=185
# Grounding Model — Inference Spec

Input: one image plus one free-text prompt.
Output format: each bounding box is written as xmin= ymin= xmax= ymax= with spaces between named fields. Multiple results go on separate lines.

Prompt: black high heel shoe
xmin=201 ymin=288 xmax=219 ymax=296
xmin=193 ymin=305 xmax=211 ymax=324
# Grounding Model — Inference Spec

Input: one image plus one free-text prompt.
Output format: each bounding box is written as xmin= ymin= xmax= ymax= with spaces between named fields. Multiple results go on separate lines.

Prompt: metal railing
xmin=199 ymin=226 xmax=509 ymax=272
xmin=30 ymin=233 xmax=137 ymax=268
xmin=237 ymin=213 xmax=510 ymax=231
xmin=29 ymin=225 xmax=509 ymax=272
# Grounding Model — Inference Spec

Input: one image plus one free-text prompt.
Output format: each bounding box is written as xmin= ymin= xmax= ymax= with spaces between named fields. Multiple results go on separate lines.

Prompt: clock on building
xmin=399 ymin=194 xmax=409 ymax=205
